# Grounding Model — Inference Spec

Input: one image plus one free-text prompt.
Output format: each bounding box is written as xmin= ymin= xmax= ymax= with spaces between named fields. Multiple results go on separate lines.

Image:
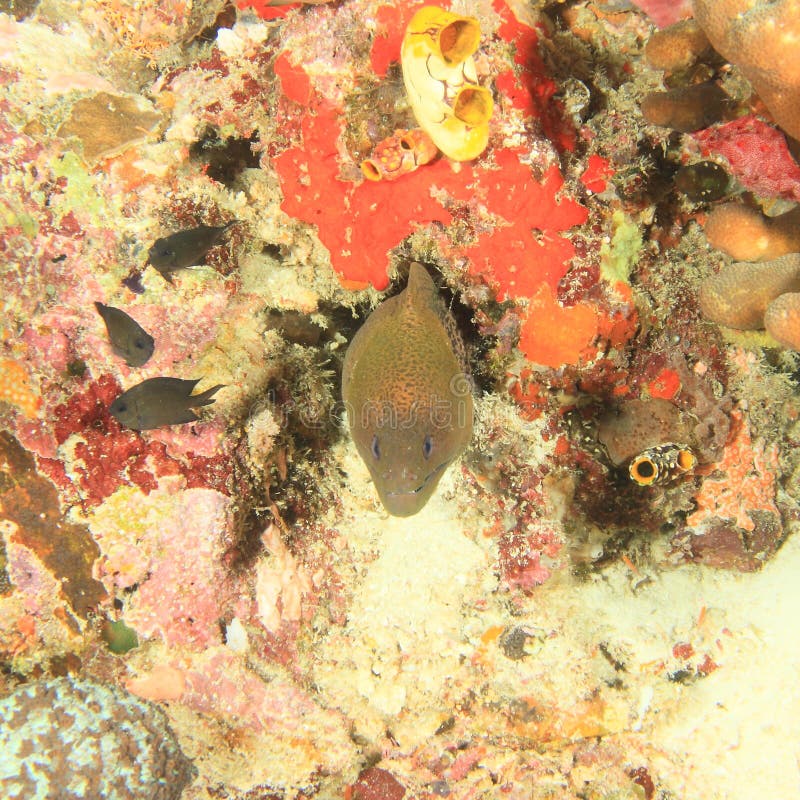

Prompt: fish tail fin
xmin=190 ymin=384 xmax=225 ymax=407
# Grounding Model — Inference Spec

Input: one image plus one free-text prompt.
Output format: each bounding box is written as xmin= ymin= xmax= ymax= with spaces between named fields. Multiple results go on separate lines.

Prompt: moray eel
xmin=342 ymin=263 xmax=473 ymax=516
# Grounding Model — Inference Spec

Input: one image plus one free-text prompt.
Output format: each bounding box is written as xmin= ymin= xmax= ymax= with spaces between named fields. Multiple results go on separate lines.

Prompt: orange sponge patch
xmin=0 ymin=359 xmax=41 ymax=418
xmin=518 ymin=285 xmax=599 ymax=368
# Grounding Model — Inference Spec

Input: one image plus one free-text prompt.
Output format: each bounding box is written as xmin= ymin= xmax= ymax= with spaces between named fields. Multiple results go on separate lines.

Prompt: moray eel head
xmin=342 ymin=263 xmax=474 ymax=516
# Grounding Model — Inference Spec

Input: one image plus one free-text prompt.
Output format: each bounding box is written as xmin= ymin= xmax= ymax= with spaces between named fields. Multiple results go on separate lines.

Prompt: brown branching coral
xmin=694 ymin=0 xmax=800 ymax=139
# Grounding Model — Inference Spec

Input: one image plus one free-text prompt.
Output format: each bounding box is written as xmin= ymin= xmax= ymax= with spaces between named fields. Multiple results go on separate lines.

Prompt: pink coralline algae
xmin=629 ymin=0 xmax=693 ymax=28
xmin=687 ymin=409 xmax=779 ymax=534
xmin=92 ymin=486 xmax=240 ymax=649
xmin=497 ymin=520 xmax=563 ymax=595
xmin=176 ymin=648 xmax=354 ymax=755
xmin=694 ymin=116 xmax=800 ymax=203
xmin=674 ymin=403 xmax=784 ymax=571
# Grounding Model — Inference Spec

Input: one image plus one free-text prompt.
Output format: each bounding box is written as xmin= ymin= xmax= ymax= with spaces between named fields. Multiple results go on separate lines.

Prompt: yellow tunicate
xmin=401 ymin=6 xmax=493 ymax=161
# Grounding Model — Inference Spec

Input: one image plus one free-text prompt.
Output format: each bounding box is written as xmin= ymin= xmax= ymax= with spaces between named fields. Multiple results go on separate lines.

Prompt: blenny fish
xmin=342 ymin=263 xmax=473 ymax=516
xmin=147 ymin=221 xmax=237 ymax=279
xmin=94 ymin=302 xmax=154 ymax=367
xmin=110 ymin=377 xmax=224 ymax=430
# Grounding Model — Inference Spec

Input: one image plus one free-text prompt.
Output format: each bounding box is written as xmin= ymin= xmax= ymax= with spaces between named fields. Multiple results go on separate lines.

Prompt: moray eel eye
xmin=423 ymin=434 xmax=433 ymax=460
xmin=371 ymin=434 xmax=381 ymax=460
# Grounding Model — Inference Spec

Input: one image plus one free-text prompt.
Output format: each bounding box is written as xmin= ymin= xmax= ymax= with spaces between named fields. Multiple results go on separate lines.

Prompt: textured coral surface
xmin=1 ymin=0 xmax=800 ymax=798
xmin=0 ymin=677 xmax=195 ymax=800
xmin=694 ymin=0 xmax=800 ymax=138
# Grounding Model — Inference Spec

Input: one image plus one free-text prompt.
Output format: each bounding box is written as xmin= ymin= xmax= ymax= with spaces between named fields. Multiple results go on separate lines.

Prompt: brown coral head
xmin=703 ymin=203 xmax=800 ymax=262
xmin=694 ymin=0 xmax=800 ymax=139
xmin=641 ymin=82 xmax=728 ymax=133
xmin=765 ymin=291 xmax=800 ymax=349
xmin=645 ymin=19 xmax=711 ymax=72
xmin=453 ymin=86 xmax=493 ymax=126
xmin=699 ymin=254 xmax=800 ymax=329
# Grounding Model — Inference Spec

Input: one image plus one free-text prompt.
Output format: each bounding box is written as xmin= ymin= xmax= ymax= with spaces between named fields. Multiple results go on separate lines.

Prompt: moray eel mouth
xmin=382 ymin=460 xmax=450 ymax=516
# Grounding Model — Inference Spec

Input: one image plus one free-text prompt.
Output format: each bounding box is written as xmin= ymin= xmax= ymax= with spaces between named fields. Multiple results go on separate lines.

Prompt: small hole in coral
xmin=190 ymin=128 xmax=260 ymax=187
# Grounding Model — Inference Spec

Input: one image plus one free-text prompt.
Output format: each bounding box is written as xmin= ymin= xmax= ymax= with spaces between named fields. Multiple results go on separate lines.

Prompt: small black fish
xmin=109 ymin=377 xmax=224 ymax=430
xmin=147 ymin=221 xmax=238 ymax=279
xmin=94 ymin=302 xmax=155 ymax=367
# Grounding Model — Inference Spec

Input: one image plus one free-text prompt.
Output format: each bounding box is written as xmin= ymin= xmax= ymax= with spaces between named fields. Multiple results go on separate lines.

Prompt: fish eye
xmin=371 ymin=434 xmax=380 ymax=460
xmin=116 ymin=403 xmax=127 ymax=413
xmin=423 ymin=434 xmax=433 ymax=460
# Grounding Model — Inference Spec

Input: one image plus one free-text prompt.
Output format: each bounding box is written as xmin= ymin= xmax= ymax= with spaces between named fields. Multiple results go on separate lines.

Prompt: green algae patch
xmin=600 ymin=210 xmax=643 ymax=286
xmin=89 ymin=484 xmax=177 ymax=540
xmin=101 ymin=619 xmax=140 ymax=654
xmin=51 ymin=151 xmax=106 ymax=221
xmin=0 ymin=201 xmax=39 ymax=238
